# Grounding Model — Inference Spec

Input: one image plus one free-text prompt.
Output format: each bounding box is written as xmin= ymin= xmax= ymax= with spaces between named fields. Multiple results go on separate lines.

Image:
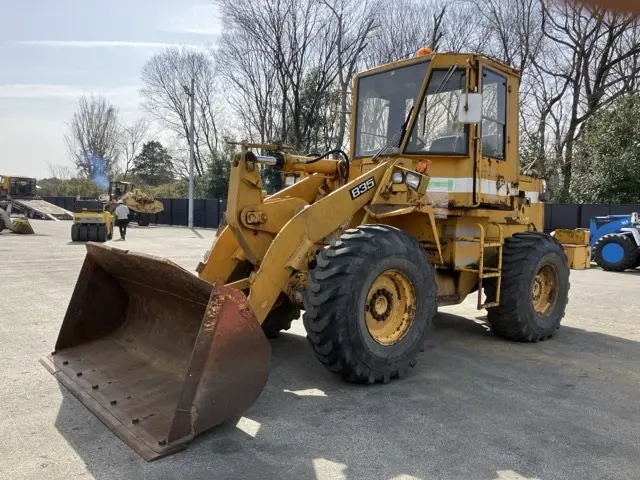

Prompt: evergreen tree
xmin=131 ymin=141 xmax=174 ymax=186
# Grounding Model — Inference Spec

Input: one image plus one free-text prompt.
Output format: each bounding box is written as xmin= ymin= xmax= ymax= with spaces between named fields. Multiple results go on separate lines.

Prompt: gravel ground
xmin=1 ymin=220 xmax=639 ymax=480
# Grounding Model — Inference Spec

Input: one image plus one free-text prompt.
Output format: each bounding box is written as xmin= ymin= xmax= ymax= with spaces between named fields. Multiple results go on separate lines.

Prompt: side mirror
xmin=457 ymin=93 xmax=482 ymax=124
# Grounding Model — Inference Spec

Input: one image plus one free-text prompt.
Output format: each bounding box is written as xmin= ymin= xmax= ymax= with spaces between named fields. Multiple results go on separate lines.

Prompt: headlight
xmin=284 ymin=175 xmax=296 ymax=186
xmin=405 ymin=172 xmax=421 ymax=190
xmin=391 ymin=171 xmax=405 ymax=184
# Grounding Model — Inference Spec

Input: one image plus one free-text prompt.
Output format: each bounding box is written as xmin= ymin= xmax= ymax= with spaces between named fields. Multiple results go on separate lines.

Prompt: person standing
xmin=114 ymin=201 xmax=130 ymax=240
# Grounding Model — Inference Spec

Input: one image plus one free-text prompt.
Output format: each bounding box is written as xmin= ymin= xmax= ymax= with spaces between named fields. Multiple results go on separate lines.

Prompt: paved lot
xmin=1 ymin=220 xmax=640 ymax=480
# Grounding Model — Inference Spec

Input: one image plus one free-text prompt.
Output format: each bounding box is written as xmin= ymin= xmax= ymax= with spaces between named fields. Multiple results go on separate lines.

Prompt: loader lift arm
xmin=211 ymin=147 xmax=393 ymax=323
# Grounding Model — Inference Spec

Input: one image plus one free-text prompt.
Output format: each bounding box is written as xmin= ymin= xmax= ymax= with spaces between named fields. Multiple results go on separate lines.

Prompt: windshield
xmin=354 ymin=61 xmax=430 ymax=157
xmin=406 ymin=69 xmax=468 ymax=155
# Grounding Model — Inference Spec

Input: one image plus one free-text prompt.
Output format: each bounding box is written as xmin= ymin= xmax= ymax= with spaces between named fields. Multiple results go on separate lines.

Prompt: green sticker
xmin=427 ymin=179 xmax=454 ymax=192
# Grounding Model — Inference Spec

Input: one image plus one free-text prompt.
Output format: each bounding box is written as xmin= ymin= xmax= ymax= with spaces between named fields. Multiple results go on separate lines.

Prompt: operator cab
xmin=0 ymin=175 xmax=37 ymax=199
xmin=351 ymin=51 xmax=520 ymax=210
xmin=109 ymin=181 xmax=134 ymax=201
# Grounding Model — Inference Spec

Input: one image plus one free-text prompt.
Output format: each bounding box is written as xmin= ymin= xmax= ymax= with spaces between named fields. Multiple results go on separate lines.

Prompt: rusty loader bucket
xmin=40 ymin=243 xmax=270 ymax=461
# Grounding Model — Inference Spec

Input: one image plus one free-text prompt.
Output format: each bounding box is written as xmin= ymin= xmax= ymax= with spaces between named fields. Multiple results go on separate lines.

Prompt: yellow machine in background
xmin=0 ymin=208 xmax=34 ymax=234
xmin=102 ymin=181 xmax=164 ymax=226
xmin=0 ymin=175 xmax=35 ymax=234
xmin=70 ymin=199 xmax=114 ymax=242
xmin=43 ymin=51 xmax=573 ymax=460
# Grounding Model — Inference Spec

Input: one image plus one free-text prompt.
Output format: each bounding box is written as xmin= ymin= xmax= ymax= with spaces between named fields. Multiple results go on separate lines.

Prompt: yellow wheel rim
xmin=365 ymin=269 xmax=416 ymax=345
xmin=531 ymin=264 xmax=559 ymax=316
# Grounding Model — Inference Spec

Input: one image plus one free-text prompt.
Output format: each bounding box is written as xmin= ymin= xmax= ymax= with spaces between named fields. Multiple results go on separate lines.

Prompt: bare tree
xmin=140 ymin=47 xmax=222 ymax=176
xmin=472 ymin=0 xmax=544 ymax=73
xmin=215 ymin=29 xmax=281 ymax=143
xmin=65 ymin=95 xmax=121 ymax=181
xmin=47 ymin=164 xmax=74 ymax=181
xmin=119 ymin=118 xmax=150 ymax=180
xmin=365 ymin=0 xmax=435 ymax=67
xmin=537 ymin=0 xmax=640 ymax=198
xmin=216 ymin=0 xmax=341 ymax=151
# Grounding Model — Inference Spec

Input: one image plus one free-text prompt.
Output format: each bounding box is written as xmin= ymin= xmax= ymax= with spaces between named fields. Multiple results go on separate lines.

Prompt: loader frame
xmin=198 ymin=52 xmax=547 ymax=325
xmin=42 ymin=51 xmax=565 ymax=462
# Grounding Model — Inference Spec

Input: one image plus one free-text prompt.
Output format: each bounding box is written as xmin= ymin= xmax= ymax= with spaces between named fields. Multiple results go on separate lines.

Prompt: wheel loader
xmin=101 ymin=180 xmax=163 ymax=226
xmin=41 ymin=51 xmax=570 ymax=460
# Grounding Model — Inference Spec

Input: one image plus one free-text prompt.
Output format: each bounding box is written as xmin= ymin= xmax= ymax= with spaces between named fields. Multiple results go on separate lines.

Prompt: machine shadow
xmin=52 ymin=311 xmax=640 ymax=480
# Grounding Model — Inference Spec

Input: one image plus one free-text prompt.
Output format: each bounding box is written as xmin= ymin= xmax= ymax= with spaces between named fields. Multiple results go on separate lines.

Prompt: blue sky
xmin=0 ymin=0 xmax=220 ymax=178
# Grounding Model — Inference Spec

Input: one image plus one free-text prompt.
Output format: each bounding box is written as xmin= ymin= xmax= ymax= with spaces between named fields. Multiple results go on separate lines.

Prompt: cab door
xmin=474 ymin=62 xmax=519 ymax=206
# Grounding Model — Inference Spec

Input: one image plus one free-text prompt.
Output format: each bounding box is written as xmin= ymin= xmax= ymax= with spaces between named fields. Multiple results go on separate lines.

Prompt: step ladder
xmin=456 ymin=223 xmax=504 ymax=309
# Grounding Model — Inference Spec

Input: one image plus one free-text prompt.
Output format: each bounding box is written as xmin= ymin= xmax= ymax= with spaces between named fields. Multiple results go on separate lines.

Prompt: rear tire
xmin=78 ymin=225 xmax=88 ymax=242
xmin=303 ymin=225 xmax=437 ymax=384
xmin=485 ymin=232 xmax=570 ymax=342
xmin=71 ymin=224 xmax=79 ymax=242
xmin=594 ymin=233 xmax=638 ymax=271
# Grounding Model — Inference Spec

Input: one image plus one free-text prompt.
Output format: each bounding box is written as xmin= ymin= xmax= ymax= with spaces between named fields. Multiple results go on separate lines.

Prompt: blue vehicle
xmin=590 ymin=213 xmax=640 ymax=271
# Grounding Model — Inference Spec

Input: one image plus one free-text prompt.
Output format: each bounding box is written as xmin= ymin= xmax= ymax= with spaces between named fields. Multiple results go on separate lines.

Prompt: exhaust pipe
xmin=40 ymin=243 xmax=270 ymax=460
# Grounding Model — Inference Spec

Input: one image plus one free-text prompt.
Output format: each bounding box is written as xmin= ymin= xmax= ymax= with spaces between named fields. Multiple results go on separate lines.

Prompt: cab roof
xmin=355 ymin=52 xmax=520 ymax=80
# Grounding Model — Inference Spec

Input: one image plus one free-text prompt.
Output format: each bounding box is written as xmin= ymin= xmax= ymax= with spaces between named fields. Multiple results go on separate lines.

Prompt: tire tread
xmin=302 ymin=225 xmax=436 ymax=384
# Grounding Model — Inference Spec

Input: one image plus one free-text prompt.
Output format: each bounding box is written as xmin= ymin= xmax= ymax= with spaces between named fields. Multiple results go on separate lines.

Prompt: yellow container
xmin=562 ymin=244 xmax=591 ymax=270
xmin=554 ymin=229 xmax=590 ymax=246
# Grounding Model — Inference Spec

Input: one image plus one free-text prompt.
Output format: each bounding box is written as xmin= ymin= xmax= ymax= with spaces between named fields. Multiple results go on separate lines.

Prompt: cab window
xmin=354 ymin=61 xmax=430 ymax=157
xmin=481 ymin=68 xmax=507 ymax=160
xmin=406 ymin=69 xmax=468 ymax=155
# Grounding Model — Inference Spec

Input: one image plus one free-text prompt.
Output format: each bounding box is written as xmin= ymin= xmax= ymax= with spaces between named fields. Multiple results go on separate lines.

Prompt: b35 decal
xmin=350 ymin=177 xmax=376 ymax=200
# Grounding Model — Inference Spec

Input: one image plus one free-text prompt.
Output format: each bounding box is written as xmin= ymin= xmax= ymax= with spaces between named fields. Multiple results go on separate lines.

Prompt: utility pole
xmin=183 ymin=77 xmax=196 ymax=229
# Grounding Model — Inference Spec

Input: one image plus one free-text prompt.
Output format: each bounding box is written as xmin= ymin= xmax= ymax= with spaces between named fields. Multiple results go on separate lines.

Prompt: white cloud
xmin=0 ymin=83 xmax=138 ymax=98
xmin=0 ymin=84 xmax=141 ymax=108
xmin=12 ymin=40 xmax=201 ymax=49
xmin=163 ymin=4 xmax=222 ymax=36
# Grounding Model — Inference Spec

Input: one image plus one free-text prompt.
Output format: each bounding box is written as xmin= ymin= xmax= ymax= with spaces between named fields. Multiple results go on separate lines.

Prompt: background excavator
xmin=41 ymin=50 xmax=579 ymax=460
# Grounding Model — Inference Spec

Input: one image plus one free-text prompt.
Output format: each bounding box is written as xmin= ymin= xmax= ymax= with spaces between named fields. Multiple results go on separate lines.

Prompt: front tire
xmin=97 ymin=225 xmax=107 ymax=242
xmin=485 ymin=232 xmax=570 ymax=342
xmin=303 ymin=225 xmax=437 ymax=384
xmin=78 ymin=226 xmax=88 ymax=242
xmin=71 ymin=224 xmax=79 ymax=242
xmin=89 ymin=226 xmax=98 ymax=242
xmin=594 ymin=233 xmax=638 ymax=271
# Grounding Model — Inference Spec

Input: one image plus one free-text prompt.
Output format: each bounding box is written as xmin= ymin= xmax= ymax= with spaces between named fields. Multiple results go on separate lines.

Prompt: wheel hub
xmin=368 ymin=289 xmax=393 ymax=321
xmin=364 ymin=270 xmax=416 ymax=345
xmin=532 ymin=264 xmax=559 ymax=317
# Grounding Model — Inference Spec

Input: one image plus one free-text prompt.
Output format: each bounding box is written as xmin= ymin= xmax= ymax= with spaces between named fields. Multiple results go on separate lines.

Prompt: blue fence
xmin=41 ymin=196 xmax=639 ymax=232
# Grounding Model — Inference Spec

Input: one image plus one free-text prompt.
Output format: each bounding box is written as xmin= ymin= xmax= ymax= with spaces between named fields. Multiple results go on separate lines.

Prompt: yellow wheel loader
xmin=41 ymin=51 xmax=570 ymax=460
xmin=102 ymin=180 xmax=163 ymax=226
